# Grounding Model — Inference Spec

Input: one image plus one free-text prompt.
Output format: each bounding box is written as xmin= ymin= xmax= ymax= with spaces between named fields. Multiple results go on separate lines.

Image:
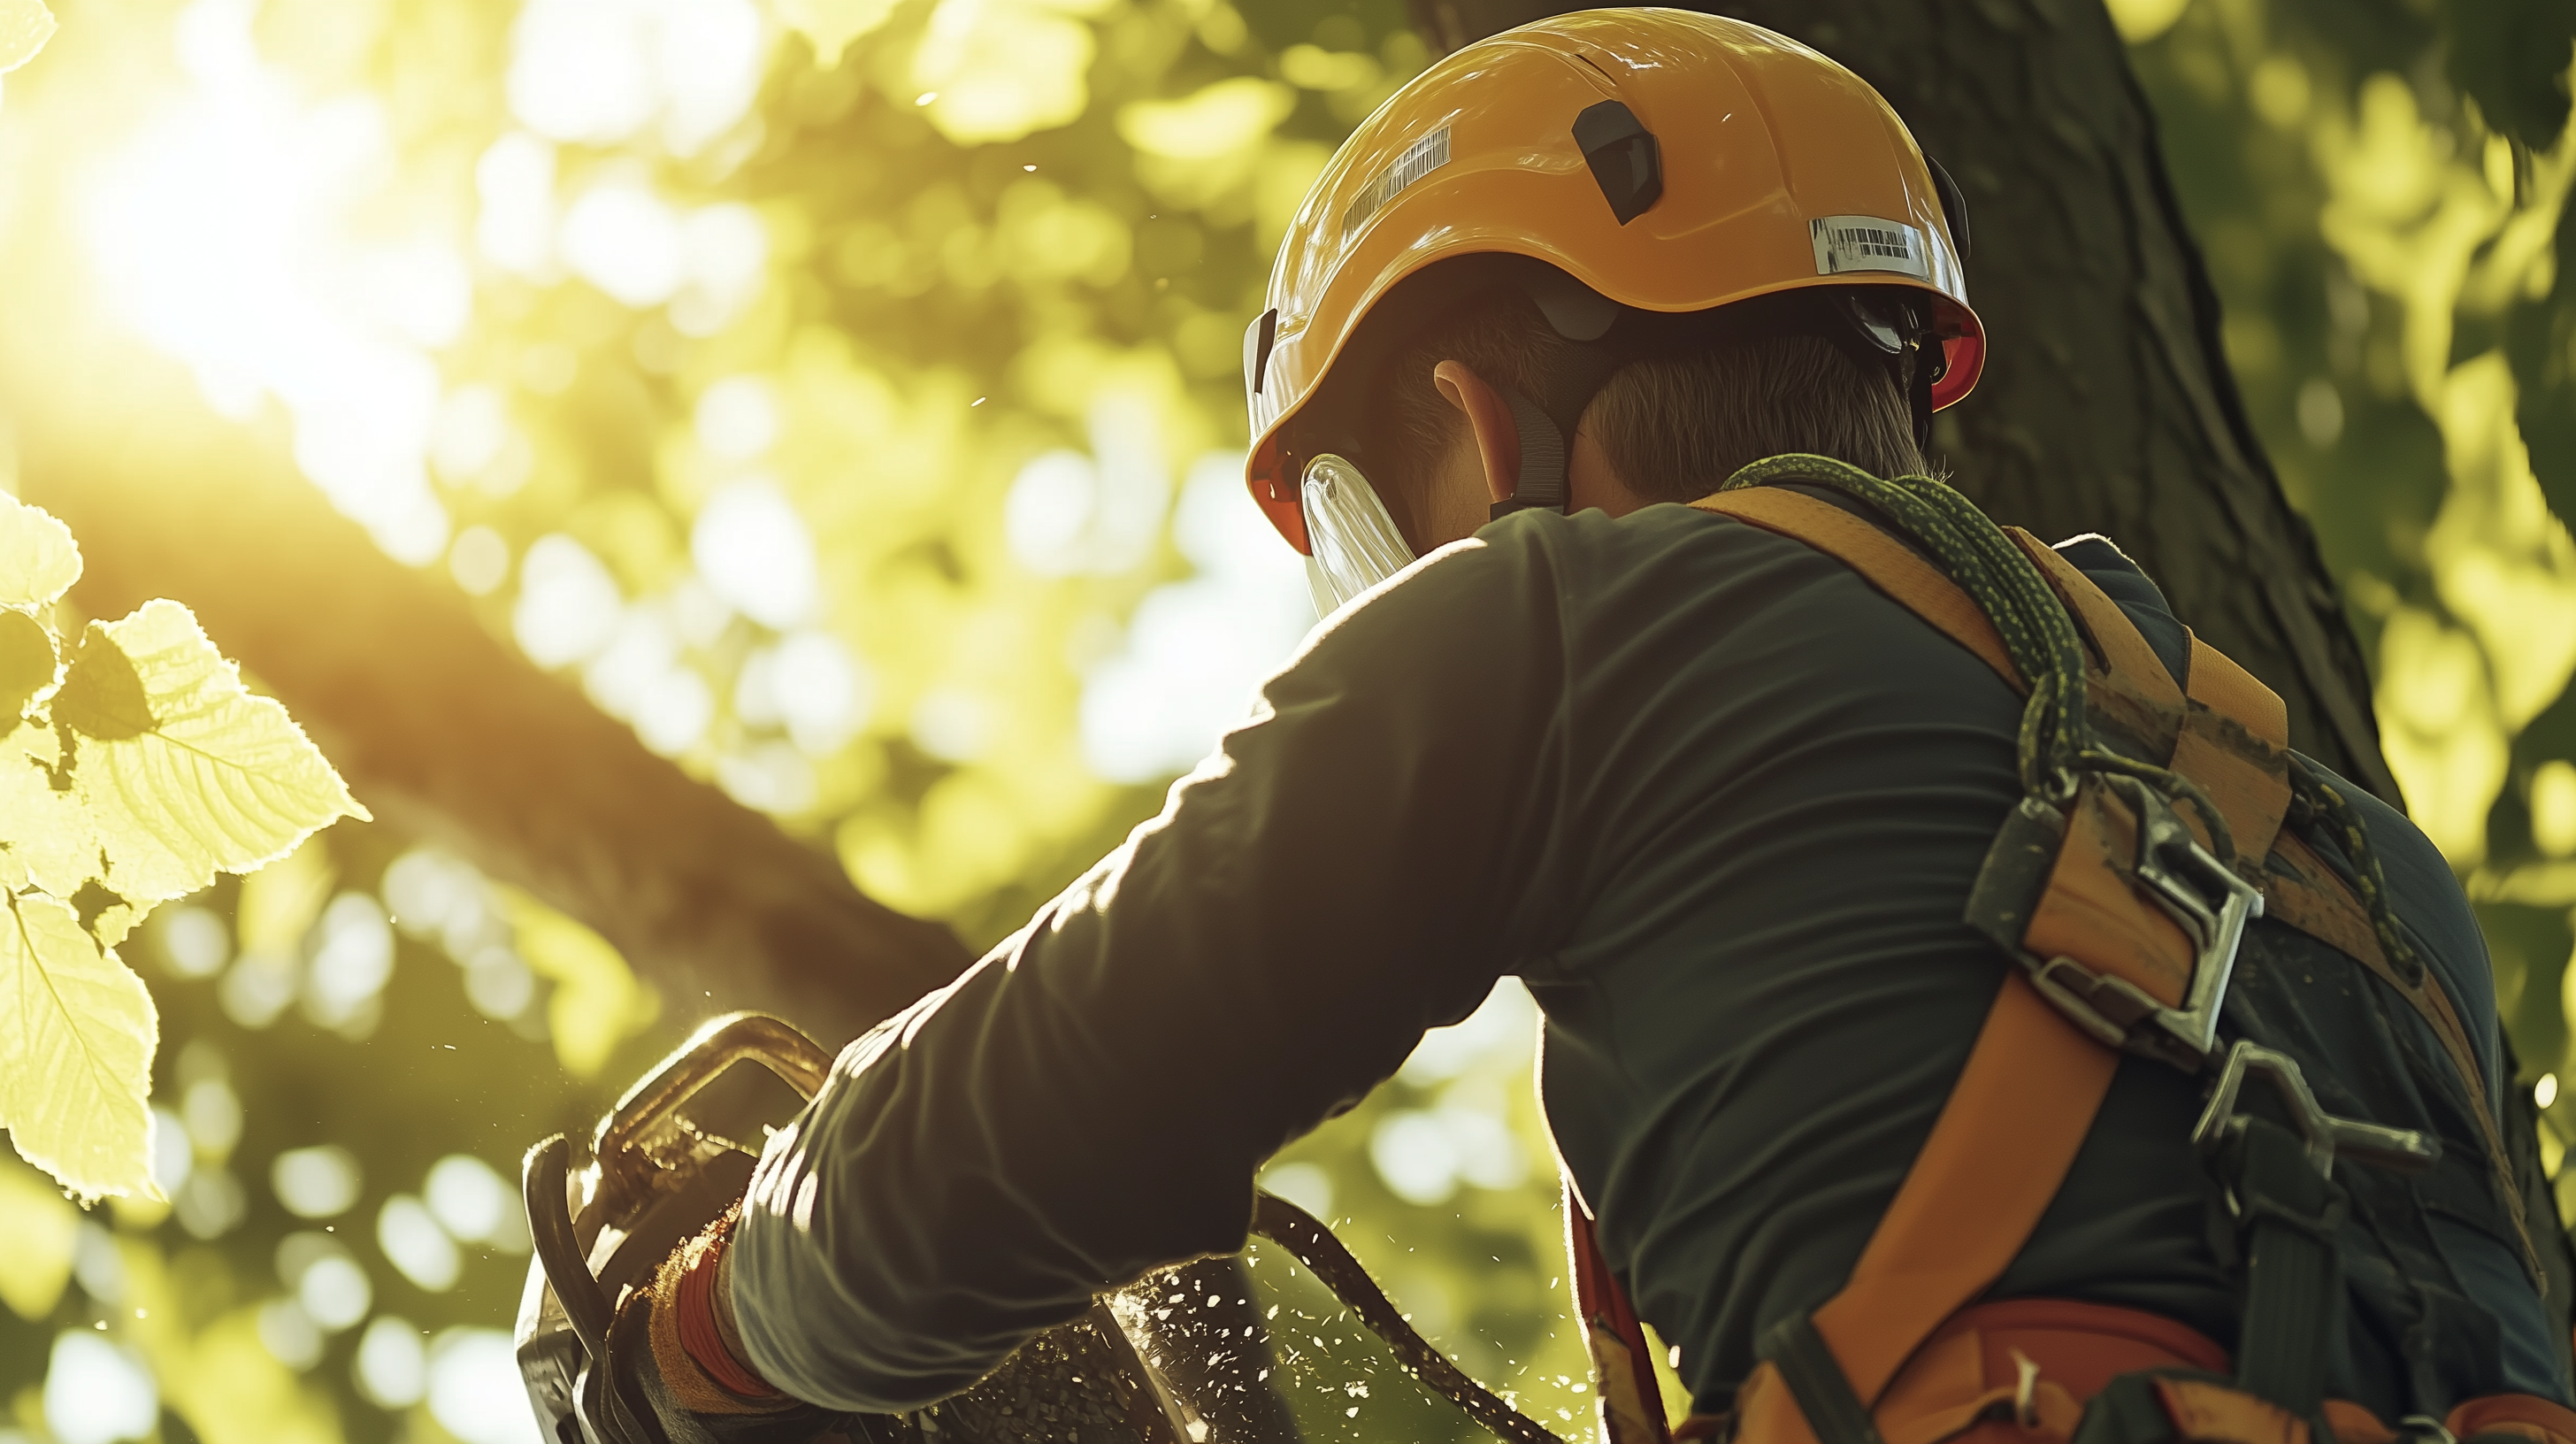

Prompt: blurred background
xmin=0 ymin=0 xmax=2572 ymax=1440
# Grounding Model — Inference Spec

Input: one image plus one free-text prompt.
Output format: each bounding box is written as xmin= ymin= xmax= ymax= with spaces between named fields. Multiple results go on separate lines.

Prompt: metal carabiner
xmin=2189 ymin=1041 xmax=2441 ymax=1181
xmin=2017 ymin=778 xmax=2266 ymax=1072
xmin=2114 ymin=776 xmax=2266 ymax=1064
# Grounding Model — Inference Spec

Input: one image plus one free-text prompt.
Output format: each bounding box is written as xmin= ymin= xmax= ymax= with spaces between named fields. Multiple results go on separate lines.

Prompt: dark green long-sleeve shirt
xmin=732 ymin=493 xmax=2559 ymax=1419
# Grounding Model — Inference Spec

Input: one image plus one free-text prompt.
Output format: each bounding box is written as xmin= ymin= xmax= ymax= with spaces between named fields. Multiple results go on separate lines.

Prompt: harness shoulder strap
xmin=1694 ymin=490 xmax=2020 ymax=688
xmin=2005 ymin=532 xmax=2181 ymax=707
xmin=2174 ymin=635 xmax=2293 ymax=854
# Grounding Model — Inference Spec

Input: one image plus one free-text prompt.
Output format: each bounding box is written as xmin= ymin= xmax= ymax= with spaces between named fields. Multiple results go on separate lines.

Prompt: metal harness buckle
xmin=2189 ymin=1041 xmax=2441 ymax=1181
xmin=2025 ymin=779 xmax=2266 ymax=1071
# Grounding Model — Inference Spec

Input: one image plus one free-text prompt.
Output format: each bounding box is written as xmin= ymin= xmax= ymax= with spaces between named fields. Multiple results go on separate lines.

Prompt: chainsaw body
xmin=514 ymin=1012 xmax=1194 ymax=1444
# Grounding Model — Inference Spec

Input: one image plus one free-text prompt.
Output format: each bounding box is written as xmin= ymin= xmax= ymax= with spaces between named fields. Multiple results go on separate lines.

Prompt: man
xmin=616 ymin=11 xmax=2572 ymax=1442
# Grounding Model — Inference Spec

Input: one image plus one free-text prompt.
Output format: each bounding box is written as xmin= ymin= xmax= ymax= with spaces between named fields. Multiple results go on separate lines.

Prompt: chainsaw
xmin=513 ymin=1012 xmax=1575 ymax=1444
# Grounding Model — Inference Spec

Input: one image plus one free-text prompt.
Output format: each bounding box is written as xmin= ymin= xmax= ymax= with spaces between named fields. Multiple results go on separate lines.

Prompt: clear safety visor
xmin=1300 ymin=454 xmax=1415 ymax=616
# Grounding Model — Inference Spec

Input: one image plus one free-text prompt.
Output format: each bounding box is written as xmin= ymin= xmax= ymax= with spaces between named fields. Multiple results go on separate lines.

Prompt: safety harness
xmin=1544 ymin=457 xmax=2566 ymax=1444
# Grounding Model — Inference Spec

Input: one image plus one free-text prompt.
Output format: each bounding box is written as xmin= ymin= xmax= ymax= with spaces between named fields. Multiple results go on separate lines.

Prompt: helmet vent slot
xmin=1572 ymin=100 xmax=1662 ymax=225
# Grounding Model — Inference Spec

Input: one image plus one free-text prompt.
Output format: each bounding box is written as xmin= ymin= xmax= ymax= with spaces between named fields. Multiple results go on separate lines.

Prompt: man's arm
xmin=727 ymin=531 xmax=1580 ymax=1411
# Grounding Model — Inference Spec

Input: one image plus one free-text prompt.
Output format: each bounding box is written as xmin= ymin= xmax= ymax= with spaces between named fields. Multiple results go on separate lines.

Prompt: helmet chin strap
xmin=1494 ymin=388 xmax=1568 ymax=516
xmin=1491 ymin=349 xmax=1625 ymax=521
xmin=1908 ymin=342 xmax=1937 ymax=452
xmin=1489 ymin=268 xmax=1629 ymax=521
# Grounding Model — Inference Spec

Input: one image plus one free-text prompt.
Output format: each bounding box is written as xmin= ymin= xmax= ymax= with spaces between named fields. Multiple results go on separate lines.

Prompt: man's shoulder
xmin=1438 ymin=500 xmax=2028 ymax=694
xmin=1461 ymin=496 xmax=1846 ymax=585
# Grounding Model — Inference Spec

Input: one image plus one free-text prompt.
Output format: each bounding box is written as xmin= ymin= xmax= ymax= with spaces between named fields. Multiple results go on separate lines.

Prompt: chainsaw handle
xmin=596 ymin=1014 xmax=833 ymax=1164
xmin=525 ymin=1131 xmax=614 ymax=1361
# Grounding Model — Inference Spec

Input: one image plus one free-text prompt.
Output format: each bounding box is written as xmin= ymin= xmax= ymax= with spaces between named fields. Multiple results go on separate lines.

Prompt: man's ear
xmin=1432 ymin=360 xmax=1520 ymax=505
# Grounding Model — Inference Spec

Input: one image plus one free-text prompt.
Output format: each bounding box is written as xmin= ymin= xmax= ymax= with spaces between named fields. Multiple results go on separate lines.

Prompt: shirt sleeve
xmin=727 ymin=530 xmax=1578 ymax=1411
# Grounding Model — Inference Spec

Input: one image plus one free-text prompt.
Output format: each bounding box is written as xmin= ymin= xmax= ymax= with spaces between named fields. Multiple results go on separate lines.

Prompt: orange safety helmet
xmin=1242 ymin=8 xmax=1985 ymax=580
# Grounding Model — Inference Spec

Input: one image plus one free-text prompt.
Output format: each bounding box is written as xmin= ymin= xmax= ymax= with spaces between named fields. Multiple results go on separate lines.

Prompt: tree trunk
xmin=1414 ymin=0 xmax=2402 ymax=805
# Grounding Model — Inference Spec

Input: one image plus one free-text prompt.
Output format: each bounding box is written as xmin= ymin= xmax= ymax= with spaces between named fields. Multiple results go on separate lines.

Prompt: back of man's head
xmin=1361 ymin=288 xmax=1928 ymax=542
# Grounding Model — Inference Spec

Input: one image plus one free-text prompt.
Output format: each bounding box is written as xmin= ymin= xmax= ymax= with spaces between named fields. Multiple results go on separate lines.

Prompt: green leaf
xmin=0 ymin=491 xmax=78 ymax=609
xmin=0 ymin=0 xmax=52 ymax=75
xmin=0 ymin=609 xmax=52 ymax=723
xmin=64 ymin=599 xmax=369 ymax=905
xmin=0 ymin=725 xmax=96 ymax=896
xmin=0 ymin=890 xmax=157 ymax=1202
xmin=54 ymin=620 xmax=155 ymax=741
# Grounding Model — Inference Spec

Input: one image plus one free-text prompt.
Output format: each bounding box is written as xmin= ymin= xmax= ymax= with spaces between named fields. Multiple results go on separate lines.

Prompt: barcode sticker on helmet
xmin=1342 ymin=127 xmax=1453 ymax=241
xmin=1810 ymin=217 xmax=1931 ymax=280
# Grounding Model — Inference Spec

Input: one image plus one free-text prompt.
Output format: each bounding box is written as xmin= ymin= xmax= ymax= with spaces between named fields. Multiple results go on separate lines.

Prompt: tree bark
xmin=1413 ymin=0 xmax=2403 ymax=805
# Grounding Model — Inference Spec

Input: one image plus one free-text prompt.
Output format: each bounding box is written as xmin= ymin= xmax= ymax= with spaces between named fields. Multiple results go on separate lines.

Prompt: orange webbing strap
xmin=1793 ymin=975 xmax=2121 ymax=1409
xmin=2006 ymin=533 xmax=2291 ymax=865
xmin=2448 ymin=1393 xmax=2576 ymax=1444
xmin=2018 ymin=787 xmax=2203 ymax=1014
xmin=2135 ymin=1384 xmax=2576 ymax=1444
xmin=2170 ymin=637 xmax=2292 ymax=862
xmin=1690 ymin=491 xmax=2020 ymax=689
xmin=2164 ymin=639 xmax=2540 ymax=1270
xmin=2005 ymin=532 xmax=2183 ymax=712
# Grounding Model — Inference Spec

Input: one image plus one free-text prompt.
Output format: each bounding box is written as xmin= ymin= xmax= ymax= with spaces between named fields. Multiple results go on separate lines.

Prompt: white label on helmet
xmin=1810 ymin=217 xmax=1932 ymax=281
xmin=1341 ymin=126 xmax=1453 ymax=241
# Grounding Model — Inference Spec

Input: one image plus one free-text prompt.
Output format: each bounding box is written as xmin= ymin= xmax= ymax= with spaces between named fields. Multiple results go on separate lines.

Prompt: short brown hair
xmin=1357 ymin=287 xmax=1928 ymax=544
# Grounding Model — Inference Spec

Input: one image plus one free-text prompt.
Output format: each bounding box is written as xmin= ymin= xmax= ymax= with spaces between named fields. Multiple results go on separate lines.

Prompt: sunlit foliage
xmin=0 ymin=494 xmax=364 ymax=1203
xmin=1 ymin=0 xmax=2573 ymax=1440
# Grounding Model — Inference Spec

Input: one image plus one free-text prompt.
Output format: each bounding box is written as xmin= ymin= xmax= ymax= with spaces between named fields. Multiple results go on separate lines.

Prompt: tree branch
xmin=17 ymin=380 xmax=969 ymax=1048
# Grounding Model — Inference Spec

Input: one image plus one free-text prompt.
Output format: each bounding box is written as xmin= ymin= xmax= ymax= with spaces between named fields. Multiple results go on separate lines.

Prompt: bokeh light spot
xmin=695 ymin=375 xmax=779 ymax=460
xmin=561 ymin=173 xmax=687 ymax=308
xmin=153 ymin=905 xmax=230 ymax=979
xmin=272 ymin=1144 xmax=362 ymax=1219
xmin=42 ymin=1332 xmax=156 ymax=1444
xmin=450 ymin=525 xmax=513 ymax=597
xmin=692 ymin=480 xmax=818 ymax=629
xmin=428 ymin=1327 xmax=545 ymax=1444
xmin=514 ymin=534 xmax=625 ymax=668
xmin=355 ymin=1315 xmax=428 ymax=1408
xmin=425 ymin=1155 xmax=511 ymax=1244
xmin=378 ymin=1194 xmax=461 ymax=1292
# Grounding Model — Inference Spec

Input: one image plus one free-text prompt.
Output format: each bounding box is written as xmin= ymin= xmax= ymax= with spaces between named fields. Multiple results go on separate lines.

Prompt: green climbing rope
xmin=1715 ymin=452 xmax=2421 ymax=988
xmin=2286 ymin=761 xmax=2427 ymax=987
